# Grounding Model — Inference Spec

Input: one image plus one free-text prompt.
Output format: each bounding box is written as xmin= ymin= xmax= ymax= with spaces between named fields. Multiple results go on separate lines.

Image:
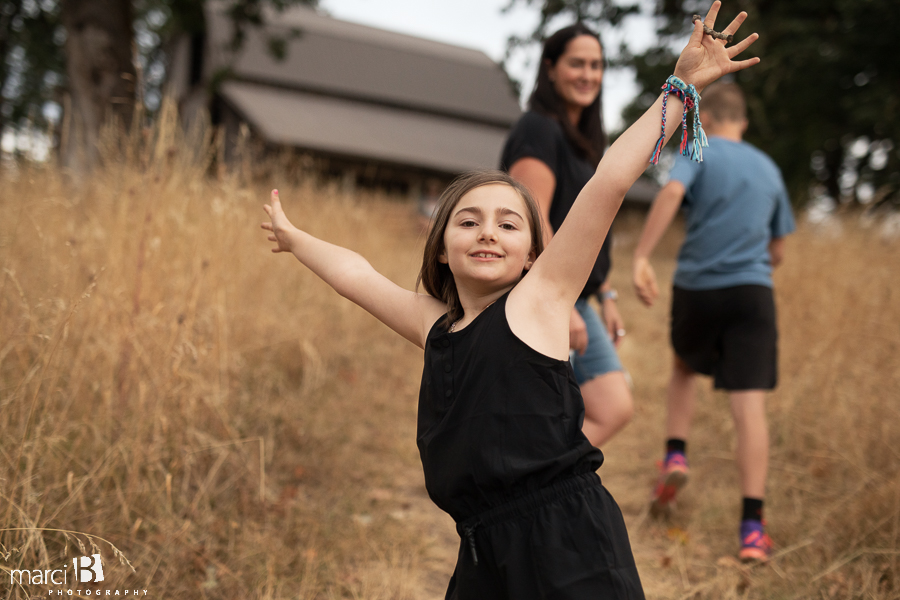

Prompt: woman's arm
xmin=509 ymin=2 xmax=759 ymax=355
xmin=508 ymin=157 xmax=591 ymax=354
xmin=263 ymin=190 xmax=446 ymax=348
xmin=508 ymin=158 xmax=556 ymax=247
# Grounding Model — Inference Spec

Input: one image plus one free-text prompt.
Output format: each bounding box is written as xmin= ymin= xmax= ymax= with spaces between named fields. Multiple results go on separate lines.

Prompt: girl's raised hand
xmin=261 ymin=189 xmax=296 ymax=253
xmin=673 ymin=1 xmax=759 ymax=92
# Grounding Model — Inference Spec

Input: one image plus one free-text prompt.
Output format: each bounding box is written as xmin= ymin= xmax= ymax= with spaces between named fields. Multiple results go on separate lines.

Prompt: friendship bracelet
xmin=649 ymin=75 xmax=709 ymax=165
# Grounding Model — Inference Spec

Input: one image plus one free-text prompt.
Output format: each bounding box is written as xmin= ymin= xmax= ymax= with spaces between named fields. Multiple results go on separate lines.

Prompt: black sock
xmin=666 ymin=439 xmax=686 ymax=455
xmin=742 ymin=497 xmax=764 ymax=522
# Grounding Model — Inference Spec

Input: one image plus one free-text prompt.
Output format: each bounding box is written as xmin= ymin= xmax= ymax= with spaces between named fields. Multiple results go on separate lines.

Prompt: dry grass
xmin=607 ymin=208 xmax=900 ymax=599
xmin=1 ymin=110 xmax=899 ymax=599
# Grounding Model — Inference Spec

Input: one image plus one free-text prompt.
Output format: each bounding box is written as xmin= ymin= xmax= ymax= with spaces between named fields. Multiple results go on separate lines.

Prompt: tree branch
xmin=691 ymin=14 xmax=734 ymax=43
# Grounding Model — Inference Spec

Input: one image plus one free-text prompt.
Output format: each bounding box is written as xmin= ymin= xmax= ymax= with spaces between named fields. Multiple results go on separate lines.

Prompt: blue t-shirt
xmin=667 ymin=137 xmax=796 ymax=290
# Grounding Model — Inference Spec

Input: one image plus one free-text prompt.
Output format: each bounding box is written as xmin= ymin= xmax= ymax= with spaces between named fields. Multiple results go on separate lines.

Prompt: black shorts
xmin=671 ymin=284 xmax=778 ymax=391
xmin=447 ymin=473 xmax=644 ymax=599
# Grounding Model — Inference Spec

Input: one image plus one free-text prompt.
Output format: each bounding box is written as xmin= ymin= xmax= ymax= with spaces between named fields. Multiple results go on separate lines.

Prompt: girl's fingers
xmin=703 ymin=0 xmax=722 ymax=29
xmin=727 ymin=32 xmax=759 ymax=58
xmin=730 ymin=56 xmax=761 ymax=72
xmin=687 ymin=18 xmax=705 ymax=48
xmin=720 ymin=11 xmax=748 ymax=38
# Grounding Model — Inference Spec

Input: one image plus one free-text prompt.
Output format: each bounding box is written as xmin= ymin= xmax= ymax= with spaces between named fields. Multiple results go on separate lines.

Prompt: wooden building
xmin=166 ymin=4 xmax=522 ymax=195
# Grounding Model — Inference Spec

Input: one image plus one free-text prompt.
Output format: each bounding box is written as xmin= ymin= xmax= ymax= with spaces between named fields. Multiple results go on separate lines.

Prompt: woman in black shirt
xmin=501 ymin=24 xmax=633 ymax=448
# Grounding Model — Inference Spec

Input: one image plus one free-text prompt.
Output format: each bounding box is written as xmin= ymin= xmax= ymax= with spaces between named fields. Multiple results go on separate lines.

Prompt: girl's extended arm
xmin=511 ymin=2 xmax=759 ymax=354
xmin=541 ymin=3 xmax=758 ymax=298
xmin=262 ymin=190 xmax=445 ymax=348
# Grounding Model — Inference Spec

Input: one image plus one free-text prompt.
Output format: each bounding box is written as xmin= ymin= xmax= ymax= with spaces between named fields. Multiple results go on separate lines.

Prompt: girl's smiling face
xmin=439 ymin=184 xmax=537 ymax=294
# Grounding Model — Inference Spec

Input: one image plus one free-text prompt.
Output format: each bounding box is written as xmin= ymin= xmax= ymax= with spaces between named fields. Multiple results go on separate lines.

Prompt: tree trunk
xmin=60 ymin=0 xmax=135 ymax=172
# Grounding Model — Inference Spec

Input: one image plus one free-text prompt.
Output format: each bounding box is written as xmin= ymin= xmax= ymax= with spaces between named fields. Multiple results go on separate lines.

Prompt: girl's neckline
xmin=446 ymin=291 xmax=509 ymax=335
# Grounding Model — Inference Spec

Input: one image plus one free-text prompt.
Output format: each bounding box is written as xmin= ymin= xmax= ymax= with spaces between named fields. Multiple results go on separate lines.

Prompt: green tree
xmin=1 ymin=0 xmax=65 ymax=134
xmin=508 ymin=0 xmax=900 ymax=207
xmin=1 ymin=0 xmax=315 ymax=169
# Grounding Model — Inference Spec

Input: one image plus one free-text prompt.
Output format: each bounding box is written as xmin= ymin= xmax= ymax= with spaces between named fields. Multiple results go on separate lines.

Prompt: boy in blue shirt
xmin=632 ymin=81 xmax=795 ymax=562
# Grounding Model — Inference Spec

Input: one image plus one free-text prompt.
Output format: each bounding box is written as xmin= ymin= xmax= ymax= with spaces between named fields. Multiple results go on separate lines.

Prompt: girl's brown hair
xmin=417 ymin=170 xmax=545 ymax=328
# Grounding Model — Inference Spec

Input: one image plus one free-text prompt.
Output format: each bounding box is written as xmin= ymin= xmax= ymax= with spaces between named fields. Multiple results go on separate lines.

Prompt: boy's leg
xmin=730 ymin=389 xmax=772 ymax=561
xmin=655 ymin=286 xmax=722 ymax=516
xmin=729 ymin=390 xmax=768 ymax=498
xmin=650 ymin=355 xmax=696 ymax=516
xmin=666 ymin=355 xmax=697 ymax=440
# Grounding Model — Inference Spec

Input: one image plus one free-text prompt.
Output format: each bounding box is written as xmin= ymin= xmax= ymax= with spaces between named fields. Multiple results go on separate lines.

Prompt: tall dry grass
xmin=605 ymin=207 xmax=900 ymax=599
xmin=1 ymin=106 xmax=455 ymax=599
xmin=1 ymin=105 xmax=899 ymax=599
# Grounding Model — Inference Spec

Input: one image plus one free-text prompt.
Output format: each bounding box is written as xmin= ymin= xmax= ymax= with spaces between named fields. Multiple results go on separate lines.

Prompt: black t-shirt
xmin=500 ymin=111 xmax=612 ymax=299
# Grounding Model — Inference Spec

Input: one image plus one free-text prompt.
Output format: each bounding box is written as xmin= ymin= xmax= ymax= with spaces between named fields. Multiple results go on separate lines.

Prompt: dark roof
xmin=206 ymin=5 xmax=522 ymax=127
xmin=220 ymin=81 xmax=512 ymax=172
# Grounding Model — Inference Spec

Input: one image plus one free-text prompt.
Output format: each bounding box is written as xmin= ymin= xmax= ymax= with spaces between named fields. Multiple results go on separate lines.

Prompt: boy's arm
xmin=263 ymin=191 xmax=445 ymax=349
xmin=632 ymin=180 xmax=686 ymax=307
xmin=769 ymin=237 xmax=785 ymax=267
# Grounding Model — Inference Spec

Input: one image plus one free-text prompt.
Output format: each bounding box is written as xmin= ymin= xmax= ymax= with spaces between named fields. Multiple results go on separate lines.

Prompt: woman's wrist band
xmin=650 ymin=75 xmax=709 ymax=165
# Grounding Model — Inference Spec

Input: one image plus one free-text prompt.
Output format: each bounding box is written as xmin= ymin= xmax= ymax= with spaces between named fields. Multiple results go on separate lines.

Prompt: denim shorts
xmin=569 ymin=298 xmax=623 ymax=385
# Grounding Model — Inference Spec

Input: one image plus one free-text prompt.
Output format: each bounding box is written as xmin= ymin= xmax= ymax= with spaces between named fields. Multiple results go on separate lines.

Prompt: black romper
xmin=417 ymin=292 xmax=645 ymax=599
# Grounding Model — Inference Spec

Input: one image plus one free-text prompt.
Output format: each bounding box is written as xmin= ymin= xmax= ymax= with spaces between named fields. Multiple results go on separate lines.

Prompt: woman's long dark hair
xmin=529 ymin=23 xmax=607 ymax=167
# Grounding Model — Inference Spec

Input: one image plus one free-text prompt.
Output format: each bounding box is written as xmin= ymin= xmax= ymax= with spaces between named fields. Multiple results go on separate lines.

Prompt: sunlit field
xmin=2 ymin=112 xmax=899 ymax=599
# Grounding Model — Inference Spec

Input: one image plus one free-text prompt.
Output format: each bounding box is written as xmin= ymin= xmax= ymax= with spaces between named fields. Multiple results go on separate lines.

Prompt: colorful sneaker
xmin=649 ymin=452 xmax=689 ymax=517
xmin=739 ymin=519 xmax=772 ymax=562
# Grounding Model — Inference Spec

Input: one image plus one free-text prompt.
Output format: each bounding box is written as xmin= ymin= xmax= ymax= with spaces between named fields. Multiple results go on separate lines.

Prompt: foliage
xmin=0 ymin=0 xmax=65 ymax=131
xmin=504 ymin=0 xmax=640 ymax=51
xmin=0 ymin=0 xmax=315 ymax=137
xmin=507 ymin=0 xmax=900 ymax=207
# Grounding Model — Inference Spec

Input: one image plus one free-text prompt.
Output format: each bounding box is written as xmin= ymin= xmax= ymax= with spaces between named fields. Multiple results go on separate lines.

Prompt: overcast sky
xmin=320 ymin=0 xmax=660 ymax=132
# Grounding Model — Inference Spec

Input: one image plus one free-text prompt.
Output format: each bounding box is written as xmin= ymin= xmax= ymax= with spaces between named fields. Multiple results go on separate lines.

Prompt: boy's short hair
xmin=701 ymin=82 xmax=747 ymax=122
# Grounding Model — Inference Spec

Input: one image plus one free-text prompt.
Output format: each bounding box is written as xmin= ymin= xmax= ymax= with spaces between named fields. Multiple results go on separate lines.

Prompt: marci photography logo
xmin=73 ymin=553 xmax=104 ymax=583
xmin=9 ymin=553 xmax=103 ymax=586
xmin=2 ymin=529 xmax=148 ymax=597
xmin=72 ymin=554 xmax=103 ymax=583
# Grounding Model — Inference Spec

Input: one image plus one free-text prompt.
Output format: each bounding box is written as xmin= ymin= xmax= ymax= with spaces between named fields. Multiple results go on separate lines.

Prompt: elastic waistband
xmin=456 ymin=472 xmax=601 ymax=533
xmin=454 ymin=473 xmax=601 ymax=567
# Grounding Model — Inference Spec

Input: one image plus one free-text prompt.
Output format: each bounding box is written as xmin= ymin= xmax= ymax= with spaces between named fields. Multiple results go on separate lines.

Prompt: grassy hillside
xmin=1 ymin=116 xmax=898 ymax=598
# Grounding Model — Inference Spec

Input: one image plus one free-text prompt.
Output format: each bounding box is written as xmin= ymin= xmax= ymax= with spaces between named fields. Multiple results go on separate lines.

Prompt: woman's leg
xmin=571 ymin=299 xmax=633 ymax=448
xmin=581 ymin=371 xmax=633 ymax=448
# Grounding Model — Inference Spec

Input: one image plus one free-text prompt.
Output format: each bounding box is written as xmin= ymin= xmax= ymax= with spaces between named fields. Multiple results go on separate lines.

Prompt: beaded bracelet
xmin=649 ymin=75 xmax=709 ymax=164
